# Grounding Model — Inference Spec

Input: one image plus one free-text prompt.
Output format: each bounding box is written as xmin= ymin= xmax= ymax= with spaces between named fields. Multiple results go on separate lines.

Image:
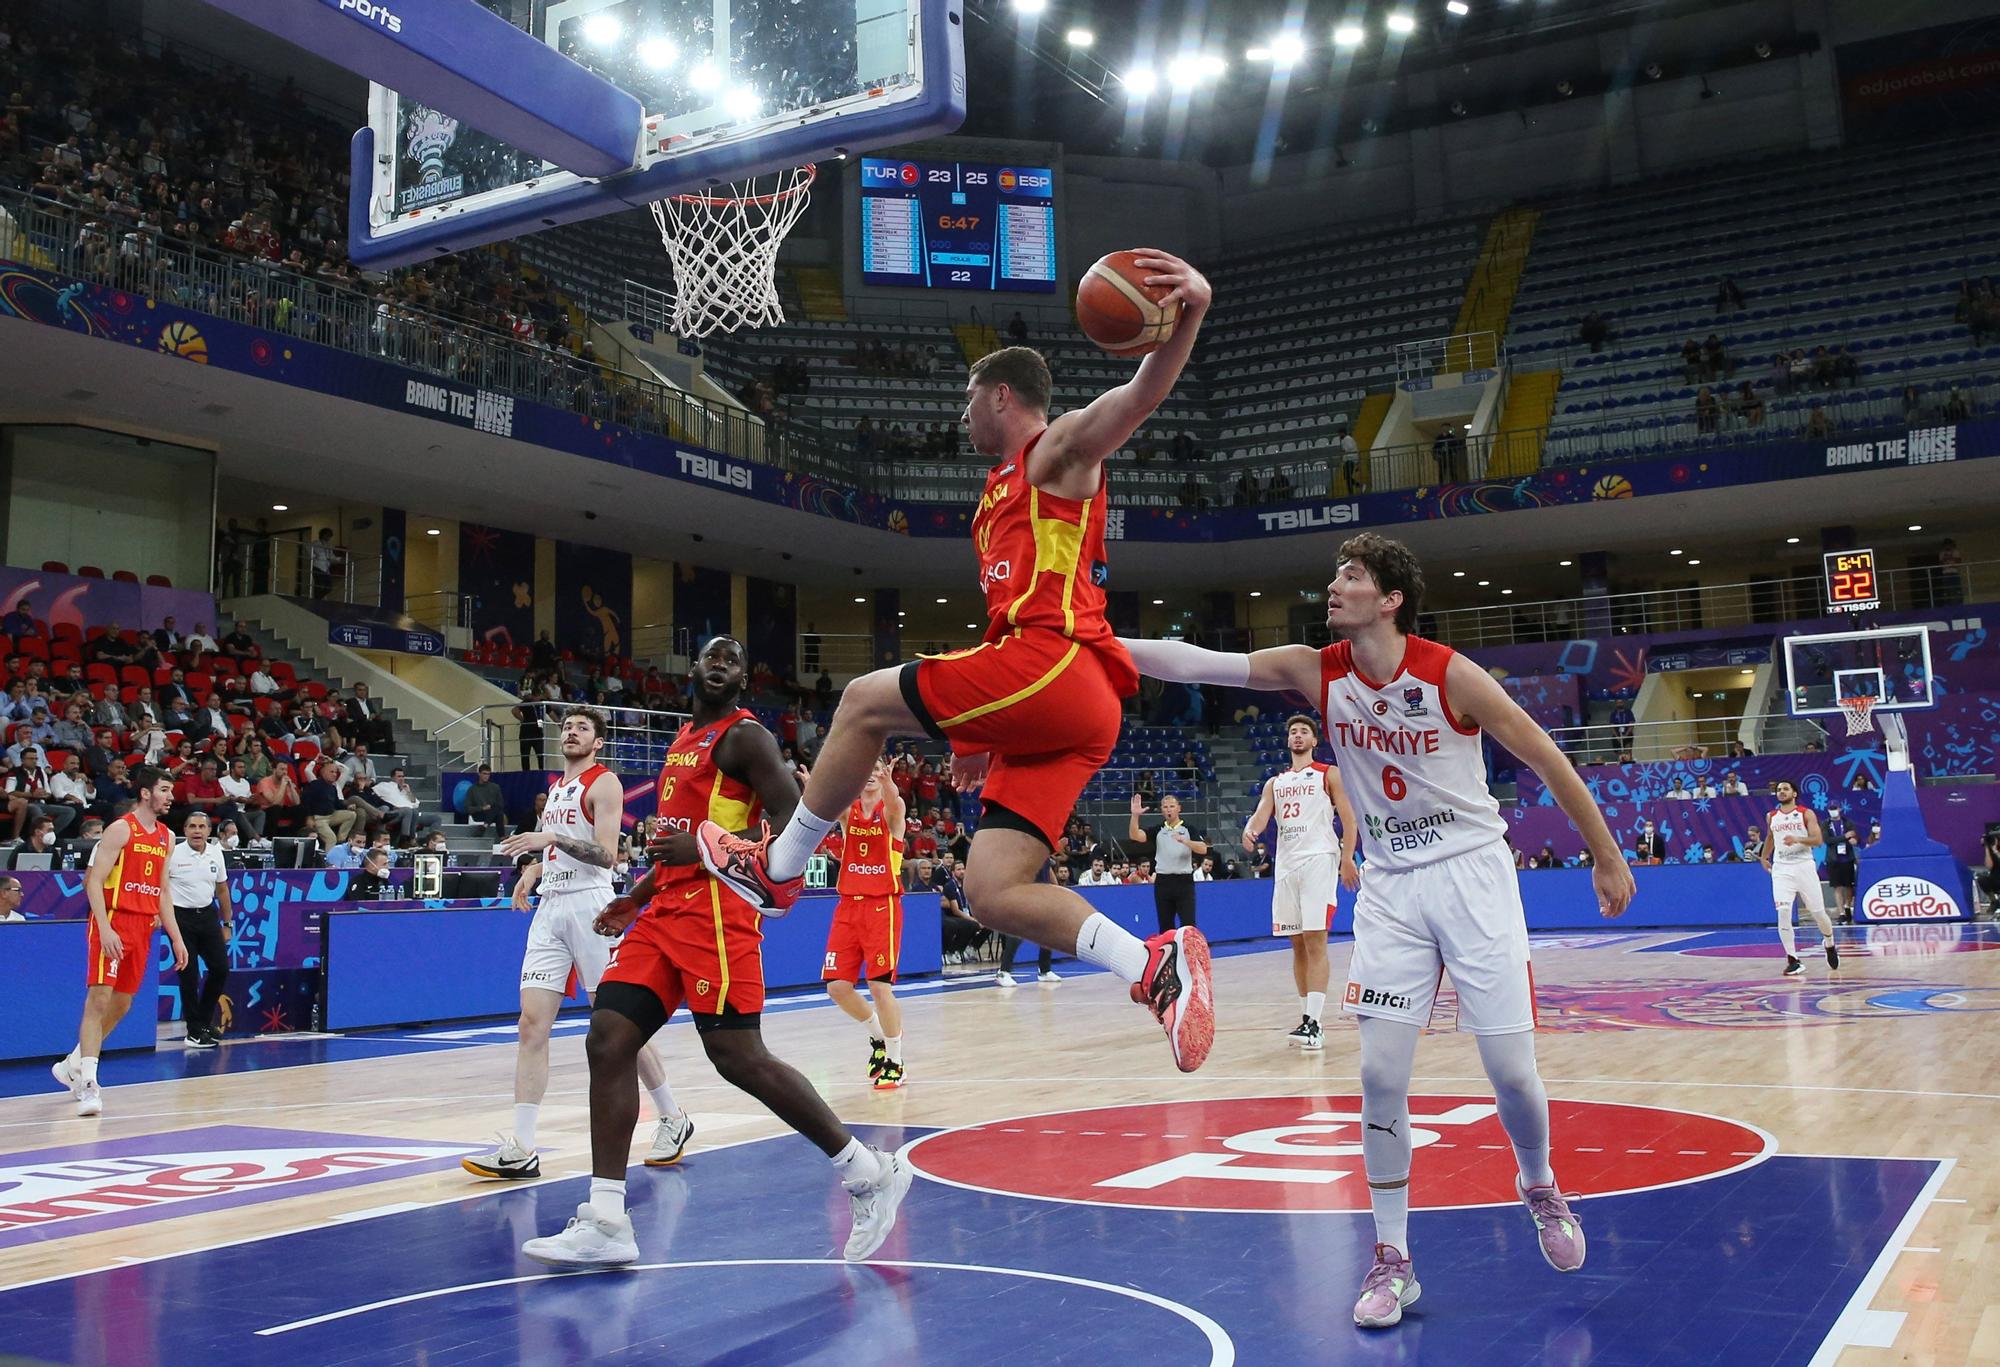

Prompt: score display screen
xmin=858 ymin=158 xmax=1057 ymax=292
xmin=1824 ymin=548 xmax=1881 ymax=613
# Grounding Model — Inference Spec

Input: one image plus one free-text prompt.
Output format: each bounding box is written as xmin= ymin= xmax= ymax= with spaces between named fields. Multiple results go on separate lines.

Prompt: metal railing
xmin=800 ymin=633 xmax=874 ymax=681
xmin=1549 ymin=713 xmax=1828 ymax=765
xmin=219 ymin=535 xmax=382 ymax=609
xmin=1395 ymin=331 xmax=1502 ymax=382
xmin=404 ymin=590 xmax=474 ymax=633
xmin=434 ymin=700 xmax=694 ymax=773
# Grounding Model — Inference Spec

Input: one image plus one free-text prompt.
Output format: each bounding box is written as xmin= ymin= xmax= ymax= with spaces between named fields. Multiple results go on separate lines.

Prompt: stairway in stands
xmin=1454 ymin=206 xmax=1540 ymax=341
xmin=791 ymin=267 xmax=848 ymax=323
xmin=1491 ymin=369 xmax=1562 ymax=476
xmin=953 ymin=320 xmax=1000 ymax=363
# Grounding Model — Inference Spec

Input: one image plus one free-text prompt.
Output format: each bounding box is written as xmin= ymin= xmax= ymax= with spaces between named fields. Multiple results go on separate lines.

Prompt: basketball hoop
xmin=648 ymin=163 xmax=815 ymax=338
xmin=1837 ymin=695 xmax=1877 ymax=735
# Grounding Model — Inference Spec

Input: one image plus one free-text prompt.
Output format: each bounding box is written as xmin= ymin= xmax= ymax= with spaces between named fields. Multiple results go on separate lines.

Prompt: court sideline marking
xmin=1805 ymin=1157 xmax=1956 ymax=1366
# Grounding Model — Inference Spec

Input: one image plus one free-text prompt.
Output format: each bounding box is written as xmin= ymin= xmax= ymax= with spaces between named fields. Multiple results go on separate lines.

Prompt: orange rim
xmin=667 ymin=163 xmax=816 ymax=209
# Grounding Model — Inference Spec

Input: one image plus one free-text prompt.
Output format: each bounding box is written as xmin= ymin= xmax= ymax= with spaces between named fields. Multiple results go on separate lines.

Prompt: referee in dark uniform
xmin=1127 ymin=792 xmax=1207 ymax=933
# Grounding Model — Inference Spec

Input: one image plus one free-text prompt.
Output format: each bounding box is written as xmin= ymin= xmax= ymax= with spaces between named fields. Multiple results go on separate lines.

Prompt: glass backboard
xmin=351 ymin=0 xmax=964 ymax=267
xmin=1782 ymin=624 xmax=1935 ymax=717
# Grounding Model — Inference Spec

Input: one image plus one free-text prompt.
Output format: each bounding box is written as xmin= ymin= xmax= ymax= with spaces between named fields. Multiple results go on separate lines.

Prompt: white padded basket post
xmin=649 ymin=164 xmax=815 ymax=338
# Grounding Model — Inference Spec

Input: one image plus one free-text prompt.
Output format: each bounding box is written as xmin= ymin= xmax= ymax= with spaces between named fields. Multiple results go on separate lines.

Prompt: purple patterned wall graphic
xmin=0 ymin=566 xmax=216 ymax=634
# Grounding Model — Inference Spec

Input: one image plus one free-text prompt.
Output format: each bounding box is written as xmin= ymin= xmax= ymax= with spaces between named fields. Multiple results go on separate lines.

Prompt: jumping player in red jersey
xmin=1112 ymin=532 xmax=1635 ymax=1329
xmin=695 ymin=251 xmax=1217 ymax=1073
xmin=53 ymin=766 xmax=186 ymax=1118
xmin=823 ymin=759 xmax=909 ymax=1089
xmin=523 ymin=637 xmax=911 ymax=1269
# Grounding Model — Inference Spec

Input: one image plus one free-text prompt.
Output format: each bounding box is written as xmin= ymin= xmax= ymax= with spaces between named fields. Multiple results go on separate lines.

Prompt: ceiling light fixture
xmin=271 ymin=503 xmax=289 ymax=511
xmin=1669 ymin=548 xmax=1684 ymax=556
xmin=426 ymin=528 xmax=440 ymax=536
xmin=1065 ymin=27 xmax=1094 ymax=47
xmin=1385 ymin=12 xmax=1416 ymax=36
xmin=1013 ymin=0 xmax=1047 ymax=13
xmin=935 ymin=597 xmax=948 ymax=604
xmin=1686 ymin=559 xmax=1703 ymax=566
xmin=688 ymin=60 xmax=722 ymax=90
xmin=581 ymin=13 xmax=622 ymax=45
xmin=1332 ymin=23 xmax=1365 ymax=48
xmin=1559 ymin=559 xmax=1573 ymax=567
xmin=1453 ymin=570 xmax=1466 ymax=578
xmin=1907 ymin=524 xmax=1923 ymax=532
xmin=1786 ymin=536 xmax=1801 ymax=544
xmin=1477 ymin=579 xmax=1490 ymax=586
xmin=637 ymin=37 xmax=678 ymax=68
xmin=1446 ymin=0 xmax=1470 ymax=14
xmin=1122 ymin=66 xmax=1158 ymax=96
xmin=852 ymin=596 xmax=866 ymax=603
xmin=1270 ymin=32 xmax=1306 ymax=67
xmin=1248 ymin=590 xmax=1262 ymax=597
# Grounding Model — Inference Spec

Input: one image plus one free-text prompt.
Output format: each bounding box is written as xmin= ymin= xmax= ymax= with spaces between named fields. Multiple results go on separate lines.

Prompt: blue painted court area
xmin=0 ymin=1122 xmax=1937 ymax=1366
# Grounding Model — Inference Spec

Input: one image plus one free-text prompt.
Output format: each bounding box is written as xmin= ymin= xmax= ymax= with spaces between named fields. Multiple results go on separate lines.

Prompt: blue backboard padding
xmin=2 ymin=922 xmax=157 ymax=1062
xmin=197 ymin=0 xmax=641 ymax=177
xmin=347 ymin=0 xmax=966 ymax=267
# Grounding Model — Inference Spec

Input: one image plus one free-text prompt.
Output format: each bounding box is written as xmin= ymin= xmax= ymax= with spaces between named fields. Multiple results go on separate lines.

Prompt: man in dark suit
xmin=1635 ymin=819 xmax=1669 ymax=865
xmin=344 ymin=682 xmax=394 ymax=753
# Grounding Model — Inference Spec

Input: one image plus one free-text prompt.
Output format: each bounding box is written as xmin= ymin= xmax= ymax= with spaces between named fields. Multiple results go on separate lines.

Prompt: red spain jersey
xmin=649 ymin=708 xmax=761 ymax=900
xmin=103 ymin=811 xmax=172 ymax=920
xmin=836 ymin=799 xmax=903 ymax=898
xmin=970 ymin=432 xmax=1137 ymax=693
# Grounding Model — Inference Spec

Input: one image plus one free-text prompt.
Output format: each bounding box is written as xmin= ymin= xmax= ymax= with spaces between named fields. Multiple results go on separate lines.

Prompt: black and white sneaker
xmin=1286 ymin=1015 xmax=1315 ymax=1045
xmin=462 ymin=1134 xmax=541 ymax=1180
xmin=1783 ymin=955 xmax=1803 ymax=976
xmin=184 ymin=1030 xmax=217 ymax=1050
xmin=1300 ymin=1019 xmax=1325 ymax=1052
xmin=1825 ymin=943 xmax=1840 ymax=970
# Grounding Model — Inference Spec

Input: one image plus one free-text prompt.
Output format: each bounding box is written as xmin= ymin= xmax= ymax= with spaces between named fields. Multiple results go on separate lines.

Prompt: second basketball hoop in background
xmin=1076 ymin=250 xmax=1181 ymax=355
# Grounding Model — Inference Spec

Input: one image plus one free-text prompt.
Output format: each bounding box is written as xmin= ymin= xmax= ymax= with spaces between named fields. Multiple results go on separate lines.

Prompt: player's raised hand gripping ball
xmin=1078 ymin=249 xmax=1200 ymax=355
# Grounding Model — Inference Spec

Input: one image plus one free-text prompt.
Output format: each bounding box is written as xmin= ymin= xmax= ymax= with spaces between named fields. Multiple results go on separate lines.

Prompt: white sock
xmin=513 ymin=1103 xmax=539 ymax=1150
xmin=831 ymin=1136 xmax=884 ymax=1187
xmin=1370 ymin=1180 xmax=1410 ymax=1257
xmin=859 ymin=1011 xmax=882 ymax=1041
xmin=65 ymin=1046 xmax=81 ymax=1070
xmin=646 ymin=1080 xmax=680 ymax=1121
xmin=1074 ymin=912 xmax=1151 ymax=984
xmin=78 ymin=1056 xmax=98 ymax=1086
xmin=886 ymin=1035 xmax=903 ymax=1064
xmin=767 ymin=804 xmax=838 ymax=881
xmin=1305 ymin=991 xmax=1326 ymax=1024
xmin=589 ymin=1177 xmax=626 ymax=1223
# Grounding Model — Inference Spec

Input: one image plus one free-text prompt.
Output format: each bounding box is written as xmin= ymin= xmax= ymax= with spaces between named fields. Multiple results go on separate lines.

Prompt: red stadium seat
xmin=85 ymin=663 xmax=117 ymax=687
xmin=292 ymin=740 xmax=321 ymax=767
xmin=153 ymin=667 xmax=173 ymax=687
xmin=118 ymin=684 xmax=138 ymax=704
xmin=40 ymin=562 xmax=66 ymax=574
xmin=208 ymin=658 xmax=239 ymax=679
xmin=120 ymin=665 xmax=151 ymax=689
xmin=44 ymin=748 xmax=70 ymax=770
xmin=111 ymin=570 xmax=139 ymax=584
xmin=228 ymin=714 xmax=250 ymax=734
xmin=50 ymin=623 xmax=81 ymax=643
xmin=16 ymin=637 xmax=47 ymax=661
xmin=269 ymin=662 xmax=297 ymax=685
xmin=187 ymin=672 xmax=212 ymax=694
xmin=145 ymin=575 xmax=172 ymax=587
xmin=77 ymin=566 xmax=104 ymax=579
xmin=301 ymin=681 xmax=328 ymax=701
xmin=87 ymin=681 xmax=107 ymax=701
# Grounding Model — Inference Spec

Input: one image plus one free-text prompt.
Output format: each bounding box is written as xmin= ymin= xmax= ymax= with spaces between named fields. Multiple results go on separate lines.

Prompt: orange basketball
xmin=1076 ymin=249 xmax=1182 ymax=356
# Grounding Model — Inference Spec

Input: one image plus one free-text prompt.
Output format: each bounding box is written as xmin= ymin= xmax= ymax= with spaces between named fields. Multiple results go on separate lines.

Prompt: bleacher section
xmin=1507 ymin=132 xmax=2000 ymax=462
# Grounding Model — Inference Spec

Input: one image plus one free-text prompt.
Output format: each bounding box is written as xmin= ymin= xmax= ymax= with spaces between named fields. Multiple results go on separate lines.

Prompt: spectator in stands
xmin=1665 ymin=778 xmax=1693 ymax=801
xmin=49 ymin=663 xmax=88 ymax=700
xmin=51 ymin=700 xmax=91 ymax=752
xmin=1733 ymin=381 xmax=1764 ymax=428
xmin=1531 ymin=843 xmax=1560 ymax=870
xmin=48 ymin=753 xmax=94 ymax=825
xmin=310 ymin=528 xmax=340 ymax=599
xmin=158 ymin=668 xmax=194 ymax=712
xmin=513 ymin=685 xmax=545 ymax=769
xmin=1635 ymin=820 xmax=1667 ymax=864
xmin=1691 ymin=776 xmax=1717 ymax=799
xmin=1742 ymin=823 xmax=1765 ymax=862
xmin=13 ymin=748 xmax=72 ymax=838
xmin=1078 ymin=856 xmax=1117 ymax=887
xmin=1005 ymin=311 xmax=1028 ymax=345
xmin=91 ymin=684 xmax=130 ymax=734
xmin=1806 ymin=402 xmax=1831 ymax=439
xmin=220 ymin=623 xmax=258 ymax=659
xmin=1268 ymin=469 xmax=1294 ymax=502
xmin=302 ymin=758 xmax=356 ymax=851
xmin=1578 ymin=311 xmax=1608 ymax=354
xmin=1945 ymin=386 xmax=1971 ymax=422
xmin=190 ymin=694 xmax=232 ymax=749
xmin=218 ymin=757 xmax=260 ymax=838
xmin=151 ymin=617 xmax=183 ymax=653
xmin=0 ymin=598 xmax=32 ymax=637
xmin=79 ymin=729 xmax=118 ymax=784
xmin=22 ymin=706 xmax=58 ymax=753
xmin=1903 ymin=382 xmax=1925 ymax=423
xmin=1716 ymin=276 xmax=1746 ymax=314
xmin=1680 ymin=339 xmax=1704 ymax=385
xmin=1336 ymin=423 xmax=1361 ymax=496
xmin=464 ymin=765 xmax=507 ymax=839
xmin=1177 ymin=472 xmax=1203 ymax=508
xmin=348 ymin=848 xmax=392 ymax=900
xmin=1233 ymin=470 xmax=1258 ymax=506
xmin=1719 ymin=771 xmax=1748 ymax=797
xmin=344 ymin=683 xmax=394 ymax=753
xmin=326 ymin=827 xmax=368 ymax=870
xmin=21 ymin=815 xmax=59 ymax=861
xmin=370 ymin=767 xmax=438 ymax=847
xmin=1695 ymin=386 xmax=1720 ymax=436
xmin=252 ymin=760 xmax=300 ymax=834
xmin=174 ymin=757 xmax=237 ymax=834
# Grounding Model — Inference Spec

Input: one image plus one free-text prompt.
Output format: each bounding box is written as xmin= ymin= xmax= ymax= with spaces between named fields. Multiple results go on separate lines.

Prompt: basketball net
xmin=648 ymin=164 xmax=815 ymax=338
xmin=1837 ymin=695 xmax=1877 ymax=736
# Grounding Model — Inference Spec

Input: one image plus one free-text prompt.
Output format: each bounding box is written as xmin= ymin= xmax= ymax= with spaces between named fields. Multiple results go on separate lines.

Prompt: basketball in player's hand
xmin=1076 ymin=250 xmax=1182 ymax=356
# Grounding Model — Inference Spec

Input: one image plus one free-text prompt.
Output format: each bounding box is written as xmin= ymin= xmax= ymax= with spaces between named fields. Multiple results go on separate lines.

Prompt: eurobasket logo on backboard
xmin=0 ymin=1125 xmax=482 ymax=1249
xmin=399 ymin=106 xmax=463 ymax=211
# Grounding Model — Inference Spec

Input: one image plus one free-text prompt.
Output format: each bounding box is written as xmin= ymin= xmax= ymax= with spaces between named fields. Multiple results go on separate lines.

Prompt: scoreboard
xmin=858 ymin=158 xmax=1058 ymax=292
xmin=1824 ymin=548 xmax=1881 ymax=613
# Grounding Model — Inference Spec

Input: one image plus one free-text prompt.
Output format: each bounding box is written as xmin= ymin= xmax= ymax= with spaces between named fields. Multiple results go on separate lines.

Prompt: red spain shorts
xmin=903 ymin=630 xmax=1131 ymax=847
xmin=823 ymin=893 xmax=903 ymax=984
xmin=605 ymin=879 xmax=766 ymax=1017
xmin=86 ymin=912 xmax=155 ymax=996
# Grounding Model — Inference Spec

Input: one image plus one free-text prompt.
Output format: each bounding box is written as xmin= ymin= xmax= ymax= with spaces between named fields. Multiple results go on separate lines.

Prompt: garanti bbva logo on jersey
xmin=1366 ymin=809 xmax=1457 ymax=853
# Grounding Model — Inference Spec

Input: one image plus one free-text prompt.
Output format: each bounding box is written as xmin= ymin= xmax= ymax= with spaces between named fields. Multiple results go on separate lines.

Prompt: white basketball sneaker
xmin=843 ymin=1148 xmax=913 ymax=1262
xmin=76 ymin=1083 xmax=103 ymax=1118
xmin=51 ymin=1055 xmax=82 ymax=1099
xmin=644 ymin=1112 xmax=696 ymax=1168
xmin=994 ymin=970 xmax=1018 ymax=987
xmin=522 ymin=1203 xmax=640 ymax=1268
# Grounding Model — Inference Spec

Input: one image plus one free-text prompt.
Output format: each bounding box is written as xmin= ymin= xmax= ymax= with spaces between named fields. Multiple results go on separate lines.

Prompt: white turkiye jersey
xmin=1270 ymin=762 xmax=1341 ymax=874
xmin=540 ymin=763 xmax=614 ymax=894
xmin=1769 ymin=807 xmax=1814 ymax=863
xmin=1319 ymin=637 xmax=1507 ymax=871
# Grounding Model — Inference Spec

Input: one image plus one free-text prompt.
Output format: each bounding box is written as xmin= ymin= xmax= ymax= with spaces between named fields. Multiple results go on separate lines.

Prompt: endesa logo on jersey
xmin=0 ymin=1126 xmax=483 ymax=1250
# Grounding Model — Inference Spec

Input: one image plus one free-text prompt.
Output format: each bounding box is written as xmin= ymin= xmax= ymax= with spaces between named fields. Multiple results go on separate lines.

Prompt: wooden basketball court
xmin=2 ymin=923 xmax=1995 ymax=1365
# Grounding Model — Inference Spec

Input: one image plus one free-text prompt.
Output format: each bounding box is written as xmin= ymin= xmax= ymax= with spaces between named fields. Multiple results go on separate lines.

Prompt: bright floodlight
xmin=1447 ymin=0 xmax=1470 ymax=13
xmin=689 ymin=60 xmax=722 ymax=91
xmin=581 ymin=13 xmax=622 ymax=45
xmin=1271 ymin=32 xmax=1307 ymax=66
xmin=1386 ymin=12 xmax=1417 ymax=35
xmin=1123 ymin=66 xmax=1159 ymax=96
xmin=1166 ymin=54 xmax=1202 ymax=86
xmin=723 ymin=86 xmax=762 ymax=119
xmin=1198 ymin=52 xmax=1226 ymax=78
xmin=1066 ymin=27 xmax=1095 ymax=47
xmin=1332 ymin=23 xmax=1365 ymax=47
xmin=1014 ymin=0 xmax=1047 ymax=13
xmin=637 ymin=37 xmax=678 ymax=69
xmin=1246 ymin=45 xmax=1272 ymax=61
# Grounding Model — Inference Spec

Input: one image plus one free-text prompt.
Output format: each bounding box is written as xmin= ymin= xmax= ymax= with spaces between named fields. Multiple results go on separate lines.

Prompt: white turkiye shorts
xmin=1343 ymin=840 xmax=1534 ymax=1035
xmin=1770 ymin=861 xmax=1826 ymax=916
xmin=520 ymin=887 xmax=616 ymax=995
xmin=1272 ymin=853 xmax=1339 ymax=936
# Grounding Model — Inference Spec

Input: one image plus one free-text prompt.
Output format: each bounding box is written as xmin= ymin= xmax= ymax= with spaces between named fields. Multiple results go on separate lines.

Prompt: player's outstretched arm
xmin=1445 ymin=654 xmax=1634 ymax=918
xmin=1118 ymin=636 xmax=1321 ymax=698
xmin=1035 ymin=251 xmax=1211 ymax=479
xmin=1242 ymin=778 xmax=1275 ymax=852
